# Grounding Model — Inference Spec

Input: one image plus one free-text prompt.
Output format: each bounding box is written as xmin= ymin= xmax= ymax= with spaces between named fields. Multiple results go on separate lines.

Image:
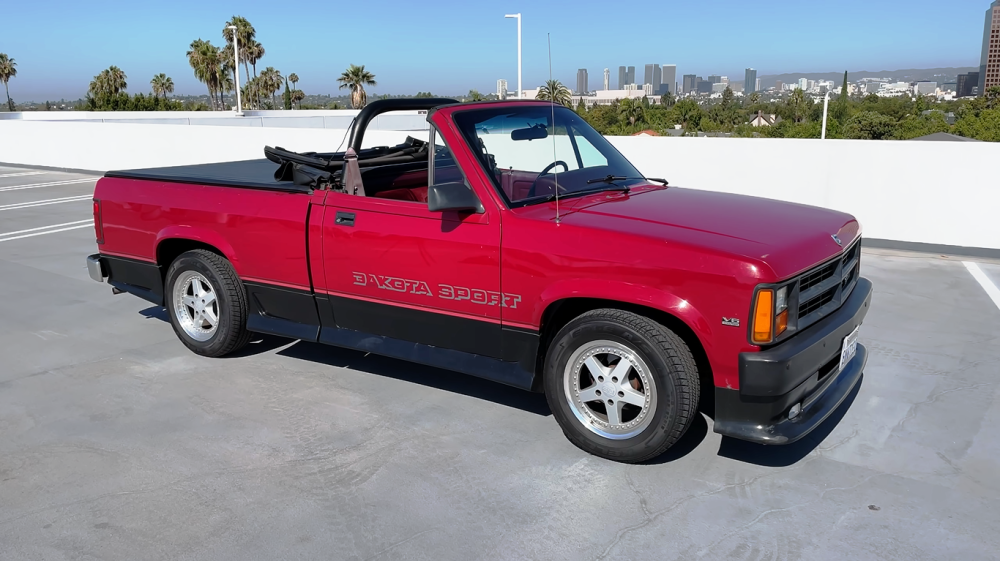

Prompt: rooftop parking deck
xmin=0 ymin=164 xmax=998 ymax=559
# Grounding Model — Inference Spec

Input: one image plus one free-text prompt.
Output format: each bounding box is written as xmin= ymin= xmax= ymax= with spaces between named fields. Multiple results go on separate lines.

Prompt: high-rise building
xmin=708 ymin=75 xmax=722 ymax=84
xmin=798 ymin=78 xmax=808 ymax=90
xmin=618 ymin=66 xmax=627 ymax=89
xmin=603 ymin=68 xmax=610 ymax=91
xmin=979 ymin=0 xmax=1000 ymax=94
xmin=626 ymin=66 xmax=636 ymax=85
xmin=697 ymin=80 xmax=713 ymax=94
xmin=745 ymin=68 xmax=758 ymax=94
xmin=775 ymin=80 xmax=784 ymax=91
xmin=682 ymin=74 xmax=697 ymax=94
xmin=661 ymin=65 xmax=677 ymax=94
xmin=914 ymin=82 xmax=937 ymax=96
xmin=958 ymin=72 xmax=980 ymax=97
xmin=576 ymin=69 xmax=589 ymax=94
xmin=755 ymin=78 xmax=761 ymax=92
xmin=643 ymin=64 xmax=662 ymax=94
xmin=497 ymin=79 xmax=508 ymax=100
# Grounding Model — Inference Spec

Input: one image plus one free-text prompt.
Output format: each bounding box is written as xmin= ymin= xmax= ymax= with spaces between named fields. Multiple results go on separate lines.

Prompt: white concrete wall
xmin=0 ymin=120 xmax=418 ymax=170
xmin=606 ymin=136 xmax=1000 ymax=250
xmin=1 ymin=119 xmax=997 ymax=250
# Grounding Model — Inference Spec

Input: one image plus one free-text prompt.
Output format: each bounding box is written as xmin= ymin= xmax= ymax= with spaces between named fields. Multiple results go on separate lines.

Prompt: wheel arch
xmin=533 ymin=297 xmax=714 ymax=402
xmin=155 ymin=227 xmax=240 ymax=279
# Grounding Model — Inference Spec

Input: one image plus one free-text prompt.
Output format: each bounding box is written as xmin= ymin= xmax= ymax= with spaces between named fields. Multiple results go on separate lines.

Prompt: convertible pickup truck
xmin=86 ymin=98 xmax=872 ymax=463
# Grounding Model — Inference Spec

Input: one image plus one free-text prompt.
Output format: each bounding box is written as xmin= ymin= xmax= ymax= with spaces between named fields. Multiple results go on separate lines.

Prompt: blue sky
xmin=1 ymin=0 xmax=991 ymax=101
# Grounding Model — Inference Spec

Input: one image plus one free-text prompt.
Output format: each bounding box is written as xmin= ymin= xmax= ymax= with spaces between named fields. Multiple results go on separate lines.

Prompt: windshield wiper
xmin=535 ymin=184 xmax=631 ymax=203
xmin=586 ymin=175 xmax=668 ymax=185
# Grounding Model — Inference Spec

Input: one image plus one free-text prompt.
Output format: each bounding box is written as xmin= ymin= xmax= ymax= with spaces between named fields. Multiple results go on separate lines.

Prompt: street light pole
xmin=505 ymin=14 xmax=521 ymax=99
xmin=821 ymin=91 xmax=831 ymax=139
xmin=227 ymin=25 xmax=242 ymax=115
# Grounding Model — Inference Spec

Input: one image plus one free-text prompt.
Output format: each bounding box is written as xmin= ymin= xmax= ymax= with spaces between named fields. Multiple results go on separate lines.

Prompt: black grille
xmin=791 ymin=238 xmax=861 ymax=332
xmin=800 ymin=286 xmax=836 ymax=317
xmin=800 ymin=261 xmax=837 ymax=291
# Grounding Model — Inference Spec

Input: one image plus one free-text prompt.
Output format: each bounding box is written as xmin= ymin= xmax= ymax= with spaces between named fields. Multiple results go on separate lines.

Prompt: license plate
xmin=839 ymin=325 xmax=860 ymax=373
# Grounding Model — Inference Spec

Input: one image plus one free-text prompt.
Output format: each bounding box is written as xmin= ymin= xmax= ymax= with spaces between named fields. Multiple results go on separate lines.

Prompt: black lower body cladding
xmin=713 ymin=277 xmax=873 ymax=445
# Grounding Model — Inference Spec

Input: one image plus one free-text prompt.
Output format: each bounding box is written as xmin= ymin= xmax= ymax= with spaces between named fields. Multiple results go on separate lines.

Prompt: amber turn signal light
xmin=776 ymin=309 xmax=788 ymax=337
xmin=752 ymin=289 xmax=773 ymax=343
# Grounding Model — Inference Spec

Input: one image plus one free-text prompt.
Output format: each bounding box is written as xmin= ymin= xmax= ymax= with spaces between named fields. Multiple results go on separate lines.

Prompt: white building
xmin=914 ymin=82 xmax=937 ymax=96
xmin=798 ymin=78 xmax=808 ymax=90
xmin=603 ymin=68 xmax=610 ymax=91
xmin=711 ymin=83 xmax=728 ymax=93
xmin=497 ymin=79 xmax=508 ymax=100
xmin=570 ymin=89 xmax=650 ymax=108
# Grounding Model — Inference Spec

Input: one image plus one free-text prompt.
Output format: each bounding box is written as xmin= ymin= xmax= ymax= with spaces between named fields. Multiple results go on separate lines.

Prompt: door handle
xmin=335 ymin=212 xmax=355 ymax=227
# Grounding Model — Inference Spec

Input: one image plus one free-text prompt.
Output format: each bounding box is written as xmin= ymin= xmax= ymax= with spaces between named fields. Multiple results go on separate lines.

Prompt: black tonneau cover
xmin=104 ymin=159 xmax=312 ymax=193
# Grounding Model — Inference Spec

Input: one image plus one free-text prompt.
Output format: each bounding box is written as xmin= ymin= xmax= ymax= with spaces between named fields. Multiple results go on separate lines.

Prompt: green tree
xmin=618 ymin=98 xmax=646 ymax=126
xmin=0 ymin=53 xmax=17 ymax=111
xmin=338 ymin=64 xmax=377 ymax=108
xmin=283 ymin=78 xmax=292 ymax=110
xmin=954 ymin=108 xmax=1000 ymax=141
xmin=291 ymin=89 xmax=305 ymax=107
xmin=414 ymin=91 xmax=434 ymax=98
xmin=660 ymin=91 xmax=676 ymax=107
xmin=537 ymin=79 xmax=572 ymax=106
xmin=894 ymin=112 xmax=951 ymax=140
xmin=843 ymin=111 xmax=898 ymax=140
xmin=832 ymin=71 xmax=849 ymax=123
xmin=673 ymin=99 xmax=703 ymax=130
xmin=150 ymin=73 xmax=174 ymax=100
xmin=466 ymin=89 xmax=484 ymax=101
xmin=786 ymin=88 xmax=808 ymax=123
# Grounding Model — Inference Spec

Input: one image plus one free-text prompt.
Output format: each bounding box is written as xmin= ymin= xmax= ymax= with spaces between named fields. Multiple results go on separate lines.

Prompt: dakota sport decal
xmin=353 ymin=272 xmax=522 ymax=309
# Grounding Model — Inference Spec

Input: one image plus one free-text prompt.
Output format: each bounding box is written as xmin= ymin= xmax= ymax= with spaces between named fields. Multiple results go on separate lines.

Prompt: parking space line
xmin=0 ymin=220 xmax=93 ymax=243
xmin=964 ymin=261 xmax=1000 ymax=312
xmin=0 ymin=179 xmax=98 ymax=192
xmin=0 ymin=171 xmax=48 ymax=178
xmin=0 ymin=195 xmax=93 ymax=212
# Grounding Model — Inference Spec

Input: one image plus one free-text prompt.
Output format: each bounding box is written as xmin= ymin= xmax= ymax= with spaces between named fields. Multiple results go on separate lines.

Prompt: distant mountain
xmin=748 ymin=67 xmax=977 ymax=90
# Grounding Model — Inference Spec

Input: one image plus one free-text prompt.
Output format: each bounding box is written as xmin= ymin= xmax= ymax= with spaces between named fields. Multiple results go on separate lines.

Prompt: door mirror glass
xmin=427 ymin=181 xmax=484 ymax=213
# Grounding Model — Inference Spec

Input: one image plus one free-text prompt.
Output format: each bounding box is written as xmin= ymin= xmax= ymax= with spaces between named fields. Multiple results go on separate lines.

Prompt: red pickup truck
xmin=86 ymin=98 xmax=871 ymax=463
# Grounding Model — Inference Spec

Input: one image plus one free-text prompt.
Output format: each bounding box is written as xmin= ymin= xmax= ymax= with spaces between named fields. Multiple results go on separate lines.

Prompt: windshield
xmin=453 ymin=105 xmax=643 ymax=207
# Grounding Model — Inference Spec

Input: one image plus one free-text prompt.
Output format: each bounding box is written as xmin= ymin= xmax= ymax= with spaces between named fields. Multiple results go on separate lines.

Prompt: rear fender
xmin=154 ymin=226 xmax=241 ymax=274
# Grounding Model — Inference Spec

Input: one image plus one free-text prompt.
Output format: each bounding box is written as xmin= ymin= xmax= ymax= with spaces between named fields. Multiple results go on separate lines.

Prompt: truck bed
xmin=104 ymin=159 xmax=311 ymax=193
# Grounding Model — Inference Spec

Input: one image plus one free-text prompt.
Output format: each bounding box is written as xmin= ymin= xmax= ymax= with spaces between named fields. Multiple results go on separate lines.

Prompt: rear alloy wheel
xmin=544 ymin=309 xmax=700 ymax=463
xmin=165 ymin=249 xmax=251 ymax=357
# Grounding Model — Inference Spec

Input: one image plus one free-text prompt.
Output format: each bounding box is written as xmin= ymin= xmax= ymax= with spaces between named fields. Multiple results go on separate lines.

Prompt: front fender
xmin=536 ymin=278 xmax=715 ymax=355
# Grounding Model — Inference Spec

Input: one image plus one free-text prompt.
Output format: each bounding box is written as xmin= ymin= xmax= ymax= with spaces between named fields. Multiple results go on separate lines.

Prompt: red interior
xmin=371 ymin=169 xmax=429 ymax=203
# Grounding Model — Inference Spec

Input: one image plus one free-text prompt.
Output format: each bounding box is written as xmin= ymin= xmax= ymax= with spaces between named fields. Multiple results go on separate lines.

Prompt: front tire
xmin=164 ymin=249 xmax=251 ymax=357
xmin=544 ymin=309 xmax=700 ymax=463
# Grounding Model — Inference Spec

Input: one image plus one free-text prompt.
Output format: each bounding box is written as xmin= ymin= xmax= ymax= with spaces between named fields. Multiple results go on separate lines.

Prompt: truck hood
xmin=550 ymin=186 xmax=860 ymax=280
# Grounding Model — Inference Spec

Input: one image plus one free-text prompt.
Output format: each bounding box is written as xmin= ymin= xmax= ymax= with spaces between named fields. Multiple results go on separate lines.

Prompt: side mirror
xmin=427 ymin=181 xmax=484 ymax=214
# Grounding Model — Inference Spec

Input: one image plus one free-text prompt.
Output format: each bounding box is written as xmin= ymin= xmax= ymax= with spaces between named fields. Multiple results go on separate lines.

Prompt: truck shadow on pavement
xmin=139 ymin=305 xmax=862 ymax=466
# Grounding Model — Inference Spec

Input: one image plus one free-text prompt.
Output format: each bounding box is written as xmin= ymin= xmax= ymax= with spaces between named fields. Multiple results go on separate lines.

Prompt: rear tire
xmin=164 ymin=249 xmax=251 ymax=357
xmin=543 ymin=309 xmax=700 ymax=463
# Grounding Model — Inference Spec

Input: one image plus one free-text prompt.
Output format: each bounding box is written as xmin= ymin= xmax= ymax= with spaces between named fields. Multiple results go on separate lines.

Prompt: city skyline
xmin=1 ymin=0 xmax=993 ymax=101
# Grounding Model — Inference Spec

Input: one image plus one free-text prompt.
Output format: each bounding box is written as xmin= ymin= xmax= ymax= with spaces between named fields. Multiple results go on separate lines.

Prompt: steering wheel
xmin=527 ymin=161 xmax=569 ymax=199
xmin=539 ymin=160 xmax=569 ymax=176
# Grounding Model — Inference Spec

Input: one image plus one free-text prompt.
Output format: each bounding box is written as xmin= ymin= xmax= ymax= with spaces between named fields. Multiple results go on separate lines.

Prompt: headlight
xmin=751 ymin=285 xmax=790 ymax=344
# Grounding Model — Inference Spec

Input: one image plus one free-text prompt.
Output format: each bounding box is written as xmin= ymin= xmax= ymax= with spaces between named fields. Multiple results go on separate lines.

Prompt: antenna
xmin=548 ymin=33 xmax=560 ymax=224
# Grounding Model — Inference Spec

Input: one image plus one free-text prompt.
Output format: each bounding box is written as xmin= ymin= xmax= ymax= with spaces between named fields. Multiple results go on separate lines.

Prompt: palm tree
xmin=291 ymin=89 xmax=305 ymax=108
xmin=223 ymin=16 xmax=255 ymax=86
xmin=187 ymin=39 xmax=223 ymax=110
xmin=337 ymin=64 xmax=377 ymax=109
xmin=466 ymin=89 xmax=484 ymax=102
xmin=107 ymin=66 xmax=127 ymax=94
xmin=537 ymin=79 xmax=572 ymax=107
xmin=618 ymin=98 xmax=646 ymax=126
xmin=788 ymin=88 xmax=807 ymax=123
xmin=247 ymin=40 xmax=265 ymax=80
xmin=259 ymin=67 xmax=282 ymax=108
xmin=0 ymin=53 xmax=17 ymax=111
xmin=150 ymin=73 xmax=174 ymax=100
xmin=288 ymin=73 xmax=299 ymax=89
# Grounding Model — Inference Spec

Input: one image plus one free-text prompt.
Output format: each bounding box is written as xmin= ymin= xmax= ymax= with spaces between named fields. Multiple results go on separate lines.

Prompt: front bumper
xmin=713 ymin=277 xmax=873 ymax=445
xmin=86 ymin=254 xmax=106 ymax=283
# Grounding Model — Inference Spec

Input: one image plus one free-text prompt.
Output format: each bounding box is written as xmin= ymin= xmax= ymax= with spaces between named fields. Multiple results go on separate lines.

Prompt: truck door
xmin=318 ymin=126 xmax=503 ymax=358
